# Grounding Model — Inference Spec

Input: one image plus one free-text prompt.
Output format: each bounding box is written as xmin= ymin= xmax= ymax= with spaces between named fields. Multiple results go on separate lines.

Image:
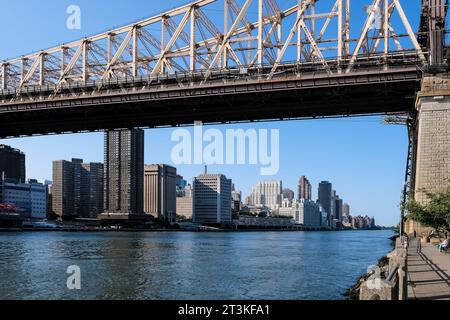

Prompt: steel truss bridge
xmin=0 ymin=0 xmax=447 ymax=138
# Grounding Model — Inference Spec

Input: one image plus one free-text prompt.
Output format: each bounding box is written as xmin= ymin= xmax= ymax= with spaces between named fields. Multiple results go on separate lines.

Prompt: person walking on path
xmin=417 ymin=237 xmax=422 ymax=253
xmin=403 ymin=236 xmax=409 ymax=250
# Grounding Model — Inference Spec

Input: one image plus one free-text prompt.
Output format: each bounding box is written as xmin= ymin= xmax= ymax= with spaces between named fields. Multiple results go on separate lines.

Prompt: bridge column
xmin=1 ymin=64 xmax=6 ymax=90
xmin=407 ymin=74 xmax=450 ymax=234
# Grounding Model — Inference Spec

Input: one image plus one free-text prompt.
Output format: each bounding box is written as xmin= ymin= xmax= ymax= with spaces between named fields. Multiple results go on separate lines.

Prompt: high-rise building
xmin=351 ymin=215 xmax=376 ymax=229
xmin=232 ymin=189 xmax=242 ymax=212
xmin=0 ymin=145 xmax=26 ymax=183
xmin=331 ymin=190 xmax=337 ymax=225
xmin=364 ymin=216 xmax=376 ymax=229
xmin=248 ymin=180 xmax=282 ymax=210
xmin=45 ymin=180 xmax=53 ymax=218
xmin=52 ymin=160 xmax=74 ymax=217
xmin=193 ymin=173 xmax=232 ymax=224
xmin=282 ymin=188 xmax=295 ymax=202
xmin=298 ymin=176 xmax=312 ymax=200
xmin=176 ymin=175 xmax=187 ymax=191
xmin=83 ymin=163 xmax=104 ymax=217
xmin=28 ymin=179 xmax=48 ymax=219
xmin=0 ymin=176 xmax=47 ymax=219
xmin=103 ymin=129 xmax=144 ymax=215
xmin=52 ymin=159 xmax=104 ymax=218
xmin=334 ymin=195 xmax=343 ymax=222
xmin=319 ymin=205 xmax=329 ymax=228
xmin=176 ymin=197 xmax=193 ymax=220
xmin=232 ymin=190 xmax=242 ymax=203
xmin=343 ymin=203 xmax=350 ymax=217
xmin=144 ymin=164 xmax=177 ymax=222
xmin=176 ymin=185 xmax=193 ymax=220
xmin=352 ymin=216 xmax=363 ymax=229
xmin=297 ymin=199 xmax=321 ymax=227
xmin=278 ymin=199 xmax=321 ymax=227
xmin=318 ymin=181 xmax=332 ymax=227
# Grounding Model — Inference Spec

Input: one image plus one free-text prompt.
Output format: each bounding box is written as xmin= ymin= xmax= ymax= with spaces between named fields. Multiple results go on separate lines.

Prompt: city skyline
xmin=0 ymin=121 xmax=403 ymax=227
xmin=2 ymin=138 xmax=383 ymax=226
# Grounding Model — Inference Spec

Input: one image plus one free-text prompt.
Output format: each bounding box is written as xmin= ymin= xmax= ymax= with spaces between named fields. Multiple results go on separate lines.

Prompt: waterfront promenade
xmin=408 ymin=241 xmax=450 ymax=300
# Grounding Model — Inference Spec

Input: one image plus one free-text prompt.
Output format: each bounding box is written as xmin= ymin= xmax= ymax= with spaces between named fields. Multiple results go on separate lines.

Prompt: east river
xmin=0 ymin=230 xmax=394 ymax=300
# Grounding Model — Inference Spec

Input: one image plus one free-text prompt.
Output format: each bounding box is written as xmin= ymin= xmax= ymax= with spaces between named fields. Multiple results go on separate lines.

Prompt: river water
xmin=0 ymin=230 xmax=393 ymax=300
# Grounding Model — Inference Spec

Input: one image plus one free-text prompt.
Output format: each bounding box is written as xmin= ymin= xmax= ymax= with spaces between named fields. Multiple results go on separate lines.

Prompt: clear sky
xmin=0 ymin=0 xmax=423 ymax=226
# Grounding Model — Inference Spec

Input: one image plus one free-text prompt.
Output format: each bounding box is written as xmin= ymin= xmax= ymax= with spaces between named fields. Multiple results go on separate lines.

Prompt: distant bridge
xmin=0 ymin=0 xmax=446 ymax=138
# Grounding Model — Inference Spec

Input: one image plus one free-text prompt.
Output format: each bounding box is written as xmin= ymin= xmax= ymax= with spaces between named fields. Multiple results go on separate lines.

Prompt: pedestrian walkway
xmin=407 ymin=239 xmax=450 ymax=300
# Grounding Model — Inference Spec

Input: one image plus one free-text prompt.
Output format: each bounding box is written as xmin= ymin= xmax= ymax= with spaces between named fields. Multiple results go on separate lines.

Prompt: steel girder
xmin=0 ymin=0 xmax=429 ymax=94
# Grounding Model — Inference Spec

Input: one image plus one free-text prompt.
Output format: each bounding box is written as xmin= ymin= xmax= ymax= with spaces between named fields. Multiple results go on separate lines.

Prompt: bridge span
xmin=0 ymin=57 xmax=422 ymax=138
xmin=0 ymin=0 xmax=434 ymax=137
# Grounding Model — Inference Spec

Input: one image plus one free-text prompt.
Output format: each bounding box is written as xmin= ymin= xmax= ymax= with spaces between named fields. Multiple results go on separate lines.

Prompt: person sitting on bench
xmin=439 ymin=239 xmax=448 ymax=253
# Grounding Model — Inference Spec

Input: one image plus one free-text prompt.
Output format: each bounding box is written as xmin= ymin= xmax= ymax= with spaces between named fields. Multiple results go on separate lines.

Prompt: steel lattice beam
xmin=0 ymin=0 xmax=435 ymax=94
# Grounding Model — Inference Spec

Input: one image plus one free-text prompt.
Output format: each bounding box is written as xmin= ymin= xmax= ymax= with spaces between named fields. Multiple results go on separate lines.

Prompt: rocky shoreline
xmin=344 ymin=235 xmax=397 ymax=300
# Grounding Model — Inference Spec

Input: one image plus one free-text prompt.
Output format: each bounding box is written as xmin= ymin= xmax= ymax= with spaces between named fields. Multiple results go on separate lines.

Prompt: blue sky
xmin=0 ymin=0 xmax=423 ymax=226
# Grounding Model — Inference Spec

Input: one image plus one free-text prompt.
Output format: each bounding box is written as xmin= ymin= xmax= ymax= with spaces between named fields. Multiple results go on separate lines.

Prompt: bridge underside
xmin=0 ymin=67 xmax=421 ymax=138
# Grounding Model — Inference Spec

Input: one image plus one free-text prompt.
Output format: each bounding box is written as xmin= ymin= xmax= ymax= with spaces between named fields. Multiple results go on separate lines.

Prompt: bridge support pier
xmin=406 ymin=75 xmax=450 ymax=235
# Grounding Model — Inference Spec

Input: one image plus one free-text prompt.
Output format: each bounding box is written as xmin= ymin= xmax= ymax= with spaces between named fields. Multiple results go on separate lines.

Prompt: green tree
xmin=404 ymin=187 xmax=450 ymax=233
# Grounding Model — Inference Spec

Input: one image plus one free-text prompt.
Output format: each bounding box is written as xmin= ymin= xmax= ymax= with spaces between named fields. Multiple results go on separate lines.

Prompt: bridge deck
xmin=0 ymin=60 xmax=422 ymax=138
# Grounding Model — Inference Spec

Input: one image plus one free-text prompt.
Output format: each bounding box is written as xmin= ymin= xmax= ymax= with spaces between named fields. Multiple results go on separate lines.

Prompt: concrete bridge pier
xmin=406 ymin=74 xmax=450 ymax=235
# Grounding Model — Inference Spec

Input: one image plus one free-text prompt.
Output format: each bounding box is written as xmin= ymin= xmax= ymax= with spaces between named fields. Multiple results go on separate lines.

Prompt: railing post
xmin=389 ymin=248 xmax=408 ymax=300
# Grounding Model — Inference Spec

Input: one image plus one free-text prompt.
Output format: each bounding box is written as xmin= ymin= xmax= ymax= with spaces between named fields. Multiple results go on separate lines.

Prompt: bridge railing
xmin=0 ymin=51 xmax=425 ymax=102
xmin=359 ymin=243 xmax=408 ymax=300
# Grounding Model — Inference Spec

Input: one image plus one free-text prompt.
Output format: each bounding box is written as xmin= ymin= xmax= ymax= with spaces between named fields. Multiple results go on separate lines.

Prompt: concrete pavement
xmin=407 ymin=239 xmax=450 ymax=300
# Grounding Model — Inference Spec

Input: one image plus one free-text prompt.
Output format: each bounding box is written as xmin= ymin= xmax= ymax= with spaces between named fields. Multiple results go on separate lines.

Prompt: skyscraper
xmin=295 ymin=199 xmax=322 ymax=227
xmin=343 ymin=203 xmax=350 ymax=217
xmin=331 ymin=190 xmax=337 ymax=225
xmin=232 ymin=187 xmax=242 ymax=213
xmin=176 ymin=175 xmax=187 ymax=193
xmin=334 ymin=195 xmax=343 ymax=222
xmin=282 ymin=188 xmax=295 ymax=202
xmin=176 ymin=184 xmax=193 ymax=220
xmin=83 ymin=163 xmax=104 ymax=217
xmin=249 ymin=180 xmax=282 ymax=210
xmin=52 ymin=160 xmax=74 ymax=217
xmin=0 ymin=145 xmax=25 ymax=183
xmin=144 ymin=164 xmax=177 ymax=222
xmin=52 ymin=159 xmax=103 ymax=218
xmin=342 ymin=203 xmax=351 ymax=226
xmin=278 ymin=199 xmax=321 ymax=227
xmin=318 ymin=181 xmax=332 ymax=227
xmin=193 ymin=173 xmax=232 ymax=224
xmin=103 ymin=129 xmax=144 ymax=215
xmin=298 ymin=176 xmax=312 ymax=200
xmin=45 ymin=180 xmax=53 ymax=218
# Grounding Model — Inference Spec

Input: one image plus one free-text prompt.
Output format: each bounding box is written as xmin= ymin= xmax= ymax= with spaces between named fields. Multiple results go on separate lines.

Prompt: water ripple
xmin=0 ymin=230 xmax=394 ymax=300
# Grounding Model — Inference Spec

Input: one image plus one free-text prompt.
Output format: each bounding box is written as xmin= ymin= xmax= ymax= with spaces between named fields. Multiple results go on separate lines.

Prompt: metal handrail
xmin=386 ymin=265 xmax=400 ymax=283
xmin=0 ymin=52 xmax=425 ymax=101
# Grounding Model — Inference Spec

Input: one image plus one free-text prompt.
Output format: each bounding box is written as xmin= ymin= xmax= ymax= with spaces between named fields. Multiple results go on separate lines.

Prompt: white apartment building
xmin=0 ymin=178 xmax=47 ymax=219
xmin=248 ymin=180 xmax=282 ymax=210
xmin=278 ymin=199 xmax=321 ymax=227
xmin=193 ymin=174 xmax=232 ymax=224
